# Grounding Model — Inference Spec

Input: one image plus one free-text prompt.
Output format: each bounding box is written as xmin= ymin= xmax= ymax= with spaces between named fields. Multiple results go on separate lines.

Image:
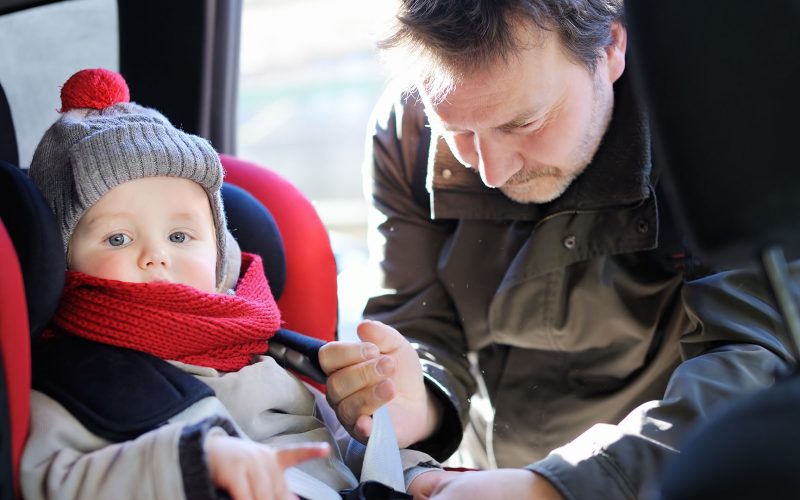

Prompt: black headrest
xmin=221 ymin=183 xmax=286 ymax=300
xmin=660 ymin=372 xmax=800 ymax=499
xmin=0 ymin=160 xmax=64 ymax=340
xmin=0 ymin=82 xmax=17 ymax=164
xmin=627 ymin=1 xmax=800 ymax=266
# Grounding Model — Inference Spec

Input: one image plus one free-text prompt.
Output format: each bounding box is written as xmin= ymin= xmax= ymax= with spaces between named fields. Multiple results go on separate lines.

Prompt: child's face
xmin=69 ymin=177 xmax=218 ymax=293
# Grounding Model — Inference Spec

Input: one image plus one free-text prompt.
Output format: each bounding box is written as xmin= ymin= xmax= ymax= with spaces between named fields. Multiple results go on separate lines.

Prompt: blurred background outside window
xmin=238 ymin=0 xmax=396 ymax=337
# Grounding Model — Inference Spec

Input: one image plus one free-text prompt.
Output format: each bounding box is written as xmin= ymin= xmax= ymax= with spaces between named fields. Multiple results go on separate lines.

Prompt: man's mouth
xmin=504 ymin=166 xmax=561 ymax=187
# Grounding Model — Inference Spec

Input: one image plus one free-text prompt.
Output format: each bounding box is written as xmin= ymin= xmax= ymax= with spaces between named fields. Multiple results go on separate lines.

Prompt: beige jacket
xmin=21 ymin=355 xmax=437 ymax=499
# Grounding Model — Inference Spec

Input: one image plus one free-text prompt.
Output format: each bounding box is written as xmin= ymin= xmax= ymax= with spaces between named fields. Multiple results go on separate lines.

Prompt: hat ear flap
xmin=216 ymin=229 xmax=241 ymax=294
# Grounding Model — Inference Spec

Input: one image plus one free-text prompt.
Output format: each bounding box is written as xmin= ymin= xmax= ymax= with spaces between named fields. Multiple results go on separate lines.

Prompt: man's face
xmin=422 ymin=21 xmax=626 ymax=204
xmin=69 ymin=177 xmax=218 ymax=293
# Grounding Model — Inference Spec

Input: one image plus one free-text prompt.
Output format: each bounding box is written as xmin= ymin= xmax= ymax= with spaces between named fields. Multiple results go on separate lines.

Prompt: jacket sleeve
xmin=361 ymin=84 xmax=474 ymax=461
xmin=21 ymin=390 xmax=237 ymax=500
xmin=526 ymin=265 xmax=798 ymax=500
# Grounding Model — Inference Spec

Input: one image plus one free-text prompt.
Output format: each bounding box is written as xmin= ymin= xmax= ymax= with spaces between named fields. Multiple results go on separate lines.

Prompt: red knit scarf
xmin=48 ymin=252 xmax=281 ymax=372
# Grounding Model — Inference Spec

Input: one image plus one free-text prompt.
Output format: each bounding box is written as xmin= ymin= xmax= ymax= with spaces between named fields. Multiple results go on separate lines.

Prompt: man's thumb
xmin=357 ymin=320 xmax=404 ymax=351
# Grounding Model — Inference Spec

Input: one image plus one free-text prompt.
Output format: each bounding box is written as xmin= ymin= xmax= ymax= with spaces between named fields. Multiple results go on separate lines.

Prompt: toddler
xmin=20 ymin=69 xmax=446 ymax=500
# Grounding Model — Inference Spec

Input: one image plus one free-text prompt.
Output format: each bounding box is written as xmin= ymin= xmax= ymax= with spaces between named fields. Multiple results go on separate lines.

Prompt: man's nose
xmin=451 ymin=133 xmax=479 ymax=169
xmin=475 ymin=135 xmax=521 ymax=188
xmin=138 ymin=241 xmax=171 ymax=270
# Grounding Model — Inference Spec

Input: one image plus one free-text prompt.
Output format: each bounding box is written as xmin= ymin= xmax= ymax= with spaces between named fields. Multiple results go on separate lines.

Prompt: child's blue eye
xmin=107 ymin=233 xmax=130 ymax=247
xmin=169 ymin=232 xmax=187 ymax=243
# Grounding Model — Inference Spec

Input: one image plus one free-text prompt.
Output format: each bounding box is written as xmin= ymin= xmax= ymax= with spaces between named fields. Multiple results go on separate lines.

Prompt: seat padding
xmin=0 ymin=160 xmax=64 ymax=340
xmin=222 ymin=183 xmax=286 ymax=299
xmin=0 ymin=219 xmax=30 ymax=497
xmin=221 ymin=154 xmax=338 ymax=343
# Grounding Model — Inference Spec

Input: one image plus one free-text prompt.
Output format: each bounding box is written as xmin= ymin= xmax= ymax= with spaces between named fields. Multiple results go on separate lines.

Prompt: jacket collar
xmin=428 ymin=73 xmax=652 ymax=221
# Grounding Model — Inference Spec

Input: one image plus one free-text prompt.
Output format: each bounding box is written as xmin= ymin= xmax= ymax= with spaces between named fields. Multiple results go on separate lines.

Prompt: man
xmin=320 ymin=1 xmax=794 ymax=498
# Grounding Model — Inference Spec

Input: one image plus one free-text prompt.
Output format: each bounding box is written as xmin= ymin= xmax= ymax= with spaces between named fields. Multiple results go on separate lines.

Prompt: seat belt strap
xmin=283 ymin=406 xmax=406 ymax=500
xmin=360 ymin=405 xmax=405 ymax=491
xmin=269 ymin=331 xmax=407 ymax=497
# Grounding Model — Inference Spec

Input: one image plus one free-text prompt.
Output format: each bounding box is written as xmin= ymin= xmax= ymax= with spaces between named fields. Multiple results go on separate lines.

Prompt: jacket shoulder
xmin=32 ymin=337 xmax=213 ymax=442
xmin=368 ymin=82 xmax=428 ymax=184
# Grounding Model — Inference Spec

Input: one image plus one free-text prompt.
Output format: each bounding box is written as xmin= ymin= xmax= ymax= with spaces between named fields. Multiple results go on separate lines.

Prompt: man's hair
xmin=379 ymin=0 xmax=624 ymax=97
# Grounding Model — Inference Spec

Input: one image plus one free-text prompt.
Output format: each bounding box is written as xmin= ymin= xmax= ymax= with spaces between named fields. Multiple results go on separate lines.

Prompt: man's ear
xmin=606 ymin=21 xmax=627 ymax=83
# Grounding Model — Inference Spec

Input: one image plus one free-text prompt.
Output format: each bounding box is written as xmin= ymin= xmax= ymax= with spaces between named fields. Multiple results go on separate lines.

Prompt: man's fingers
xmin=353 ymin=414 xmax=374 ymax=441
xmin=275 ymin=442 xmax=331 ymax=469
xmin=325 ymin=355 xmax=396 ymax=405
xmin=319 ymin=341 xmax=380 ymax=374
xmin=335 ymin=379 xmax=396 ymax=430
xmin=319 ymin=321 xmax=405 ymax=376
xmin=356 ymin=320 xmax=408 ymax=353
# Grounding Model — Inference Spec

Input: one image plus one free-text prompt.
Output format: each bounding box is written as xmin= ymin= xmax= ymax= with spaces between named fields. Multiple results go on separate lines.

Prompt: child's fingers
xmin=319 ymin=341 xmax=380 ymax=374
xmin=256 ymin=457 xmax=292 ymax=500
xmin=223 ymin=470 xmax=254 ymax=500
xmin=275 ymin=442 xmax=331 ymax=470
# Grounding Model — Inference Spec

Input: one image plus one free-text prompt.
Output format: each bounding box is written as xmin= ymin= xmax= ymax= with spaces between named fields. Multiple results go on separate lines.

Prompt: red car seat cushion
xmin=0 ymin=220 xmax=30 ymax=496
xmin=220 ymin=154 xmax=337 ymax=344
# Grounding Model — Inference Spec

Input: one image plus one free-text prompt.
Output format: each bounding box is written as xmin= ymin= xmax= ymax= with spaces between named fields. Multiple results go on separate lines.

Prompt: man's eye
xmin=107 ymin=233 xmax=130 ymax=247
xmin=169 ymin=232 xmax=187 ymax=243
xmin=518 ymin=120 xmax=541 ymax=130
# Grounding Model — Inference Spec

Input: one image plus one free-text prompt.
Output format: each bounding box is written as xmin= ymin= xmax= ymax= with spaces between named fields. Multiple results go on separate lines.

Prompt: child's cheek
xmin=179 ymin=255 xmax=218 ymax=293
xmin=77 ymin=251 xmax=139 ymax=282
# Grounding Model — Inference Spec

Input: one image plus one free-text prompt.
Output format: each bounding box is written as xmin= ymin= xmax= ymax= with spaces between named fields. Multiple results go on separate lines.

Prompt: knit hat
xmin=28 ymin=68 xmax=227 ymax=284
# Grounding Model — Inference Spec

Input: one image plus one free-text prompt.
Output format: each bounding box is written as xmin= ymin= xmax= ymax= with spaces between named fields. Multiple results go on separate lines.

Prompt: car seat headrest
xmin=221 ymin=183 xmax=286 ymax=300
xmin=0 ymin=160 xmax=64 ymax=340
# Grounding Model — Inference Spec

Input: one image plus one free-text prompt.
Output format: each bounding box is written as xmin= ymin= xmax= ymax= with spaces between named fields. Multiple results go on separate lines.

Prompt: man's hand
xmin=409 ymin=469 xmax=565 ymax=500
xmin=406 ymin=470 xmax=462 ymax=499
xmin=205 ymin=434 xmax=330 ymax=500
xmin=319 ymin=320 xmax=441 ymax=447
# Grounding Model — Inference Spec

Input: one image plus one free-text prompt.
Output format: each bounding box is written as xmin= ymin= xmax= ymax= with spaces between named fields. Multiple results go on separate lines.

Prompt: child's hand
xmin=319 ymin=320 xmax=441 ymax=447
xmin=205 ymin=434 xmax=329 ymax=500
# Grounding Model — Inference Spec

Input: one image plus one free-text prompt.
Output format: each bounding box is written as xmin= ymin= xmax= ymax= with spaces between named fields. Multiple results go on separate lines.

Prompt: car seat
xmin=0 ymin=154 xmax=338 ymax=497
xmin=0 ymin=196 xmax=31 ymax=500
xmin=1 ymin=2 xmax=338 ymax=494
xmin=0 ymin=159 xmax=65 ymax=500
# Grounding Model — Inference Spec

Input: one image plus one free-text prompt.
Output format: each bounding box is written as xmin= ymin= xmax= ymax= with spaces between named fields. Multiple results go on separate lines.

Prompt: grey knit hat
xmin=28 ymin=69 xmax=227 ymax=284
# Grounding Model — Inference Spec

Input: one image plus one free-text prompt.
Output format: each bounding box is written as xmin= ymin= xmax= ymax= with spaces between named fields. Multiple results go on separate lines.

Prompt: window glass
xmin=239 ymin=0 xmax=394 ymax=231
xmin=0 ymin=0 xmax=118 ymax=166
xmin=238 ymin=0 xmax=395 ymax=335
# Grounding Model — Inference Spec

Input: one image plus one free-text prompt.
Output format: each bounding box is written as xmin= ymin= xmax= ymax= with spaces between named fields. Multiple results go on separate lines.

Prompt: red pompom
xmin=59 ymin=68 xmax=130 ymax=113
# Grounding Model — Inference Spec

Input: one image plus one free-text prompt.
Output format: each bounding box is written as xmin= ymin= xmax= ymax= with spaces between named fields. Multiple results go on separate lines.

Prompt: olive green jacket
xmin=362 ymin=77 xmax=796 ymax=499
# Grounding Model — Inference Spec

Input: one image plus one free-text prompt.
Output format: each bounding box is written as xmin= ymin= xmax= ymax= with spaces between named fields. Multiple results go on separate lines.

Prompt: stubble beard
xmin=500 ymin=78 xmax=615 ymax=204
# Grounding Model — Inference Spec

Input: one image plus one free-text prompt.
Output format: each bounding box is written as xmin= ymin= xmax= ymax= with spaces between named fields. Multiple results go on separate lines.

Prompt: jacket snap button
xmin=563 ymin=235 xmax=577 ymax=249
xmin=637 ymin=220 xmax=649 ymax=233
xmin=442 ymin=168 xmax=452 ymax=179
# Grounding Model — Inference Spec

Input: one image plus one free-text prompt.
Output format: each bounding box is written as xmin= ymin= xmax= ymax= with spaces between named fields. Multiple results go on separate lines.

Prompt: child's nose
xmin=138 ymin=243 xmax=171 ymax=270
